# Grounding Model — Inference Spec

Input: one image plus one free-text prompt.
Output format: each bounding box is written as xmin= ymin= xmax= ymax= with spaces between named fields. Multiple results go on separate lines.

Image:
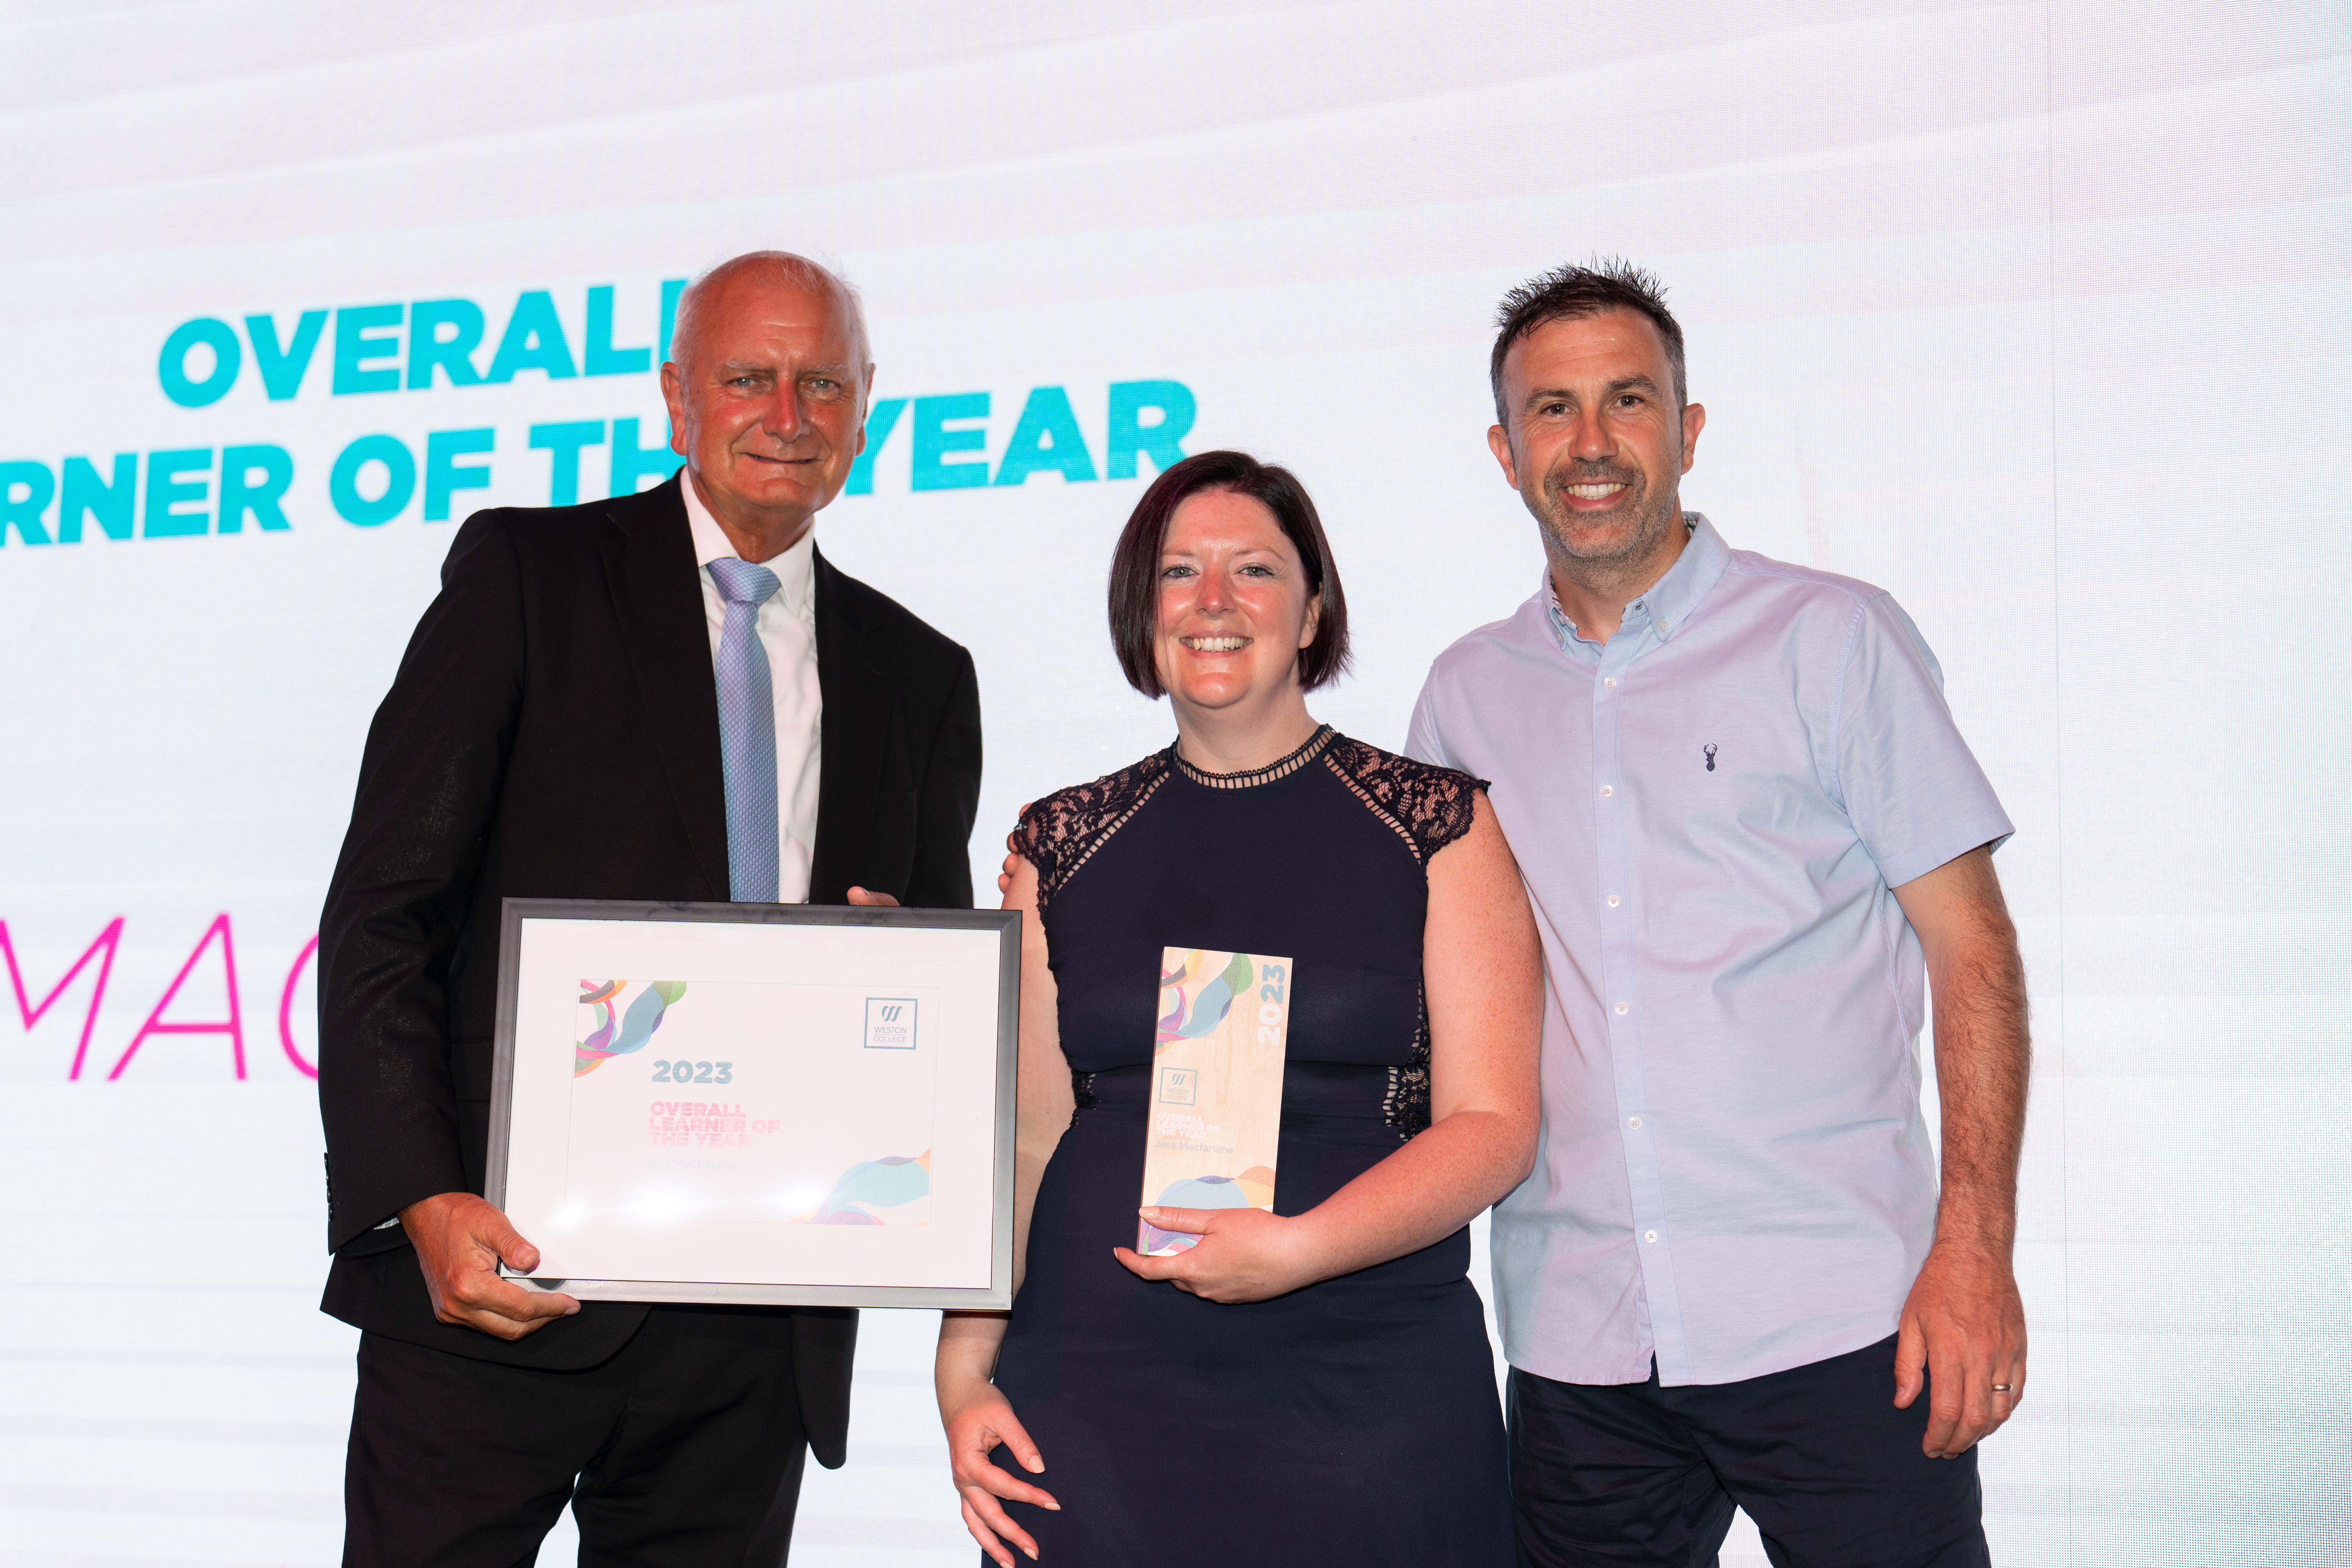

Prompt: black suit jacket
xmin=315 ymin=475 xmax=980 ymax=1467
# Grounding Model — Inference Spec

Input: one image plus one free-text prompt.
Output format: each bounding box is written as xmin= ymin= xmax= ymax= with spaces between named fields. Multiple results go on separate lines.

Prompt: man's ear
xmin=661 ymin=360 xmax=689 ymax=457
xmin=1487 ymin=422 xmax=1521 ymax=490
xmin=1678 ymin=401 xmax=1706 ymax=475
xmin=855 ymin=364 xmax=878 ymax=458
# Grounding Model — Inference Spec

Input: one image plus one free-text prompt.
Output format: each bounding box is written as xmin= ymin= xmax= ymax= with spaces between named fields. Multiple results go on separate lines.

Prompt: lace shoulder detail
xmin=1315 ymin=738 xmax=1488 ymax=1141
xmin=1012 ymin=751 xmax=1174 ymax=920
xmin=1320 ymin=737 xmax=1487 ymax=866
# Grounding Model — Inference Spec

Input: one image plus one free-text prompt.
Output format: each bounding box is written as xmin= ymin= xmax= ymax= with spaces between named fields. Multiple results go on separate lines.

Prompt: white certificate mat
xmin=487 ymin=900 xmax=1019 ymax=1308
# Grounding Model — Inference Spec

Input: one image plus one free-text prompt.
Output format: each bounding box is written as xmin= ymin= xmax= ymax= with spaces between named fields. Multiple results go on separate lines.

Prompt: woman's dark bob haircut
xmin=1107 ymin=450 xmax=1352 ymax=700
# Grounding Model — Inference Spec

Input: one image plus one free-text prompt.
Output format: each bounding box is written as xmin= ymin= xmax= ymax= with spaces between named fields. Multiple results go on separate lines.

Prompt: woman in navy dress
xmin=935 ymin=451 xmax=1543 ymax=1566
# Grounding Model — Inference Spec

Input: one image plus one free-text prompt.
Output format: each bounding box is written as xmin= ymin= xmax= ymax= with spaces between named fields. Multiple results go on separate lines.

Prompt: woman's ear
xmin=1298 ymin=591 xmax=1322 ymax=652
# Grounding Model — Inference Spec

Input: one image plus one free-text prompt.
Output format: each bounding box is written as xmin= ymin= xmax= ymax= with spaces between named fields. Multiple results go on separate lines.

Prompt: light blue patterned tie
xmin=706 ymin=557 xmax=782 ymax=902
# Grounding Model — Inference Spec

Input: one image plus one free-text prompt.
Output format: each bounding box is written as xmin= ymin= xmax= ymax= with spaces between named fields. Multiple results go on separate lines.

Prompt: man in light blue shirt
xmin=1409 ymin=260 xmax=2029 ymax=1567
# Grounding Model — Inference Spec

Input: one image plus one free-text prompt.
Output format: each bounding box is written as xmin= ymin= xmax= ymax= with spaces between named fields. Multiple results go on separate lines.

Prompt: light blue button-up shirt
xmin=1408 ymin=515 xmax=2012 ymax=1387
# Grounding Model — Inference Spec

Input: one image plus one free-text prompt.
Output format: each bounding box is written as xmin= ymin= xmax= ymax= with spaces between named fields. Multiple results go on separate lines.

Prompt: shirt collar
xmin=1544 ymin=510 xmax=1729 ymax=656
xmin=682 ymin=471 xmax=818 ymax=623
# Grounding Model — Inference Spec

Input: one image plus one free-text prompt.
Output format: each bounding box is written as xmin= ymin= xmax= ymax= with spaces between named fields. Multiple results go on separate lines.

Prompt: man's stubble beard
xmin=1527 ymin=455 xmax=1682 ymax=594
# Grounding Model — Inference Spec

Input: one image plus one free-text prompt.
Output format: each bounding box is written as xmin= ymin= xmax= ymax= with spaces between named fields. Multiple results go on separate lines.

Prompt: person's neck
xmin=1170 ymin=692 xmax=1321 ymax=775
xmin=1546 ymin=506 xmax=1688 ymax=646
xmin=690 ymin=469 xmax=814 ymax=565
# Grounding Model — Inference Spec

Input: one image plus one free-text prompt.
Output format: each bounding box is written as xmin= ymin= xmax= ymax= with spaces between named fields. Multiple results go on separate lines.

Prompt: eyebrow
xmin=1522 ymin=375 xmax=1662 ymax=409
xmin=713 ymin=360 xmax=856 ymax=378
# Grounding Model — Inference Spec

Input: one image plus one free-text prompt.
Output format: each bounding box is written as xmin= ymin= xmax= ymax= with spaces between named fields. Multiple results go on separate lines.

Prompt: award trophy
xmin=1136 ymin=946 xmax=1292 ymax=1255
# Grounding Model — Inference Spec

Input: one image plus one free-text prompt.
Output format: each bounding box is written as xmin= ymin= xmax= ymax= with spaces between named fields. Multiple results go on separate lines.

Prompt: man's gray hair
xmin=669 ymin=251 xmax=872 ymax=377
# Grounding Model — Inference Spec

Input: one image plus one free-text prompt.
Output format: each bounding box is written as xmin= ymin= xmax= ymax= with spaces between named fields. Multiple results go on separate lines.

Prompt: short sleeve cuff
xmin=1876 ymin=812 xmax=2016 ymax=890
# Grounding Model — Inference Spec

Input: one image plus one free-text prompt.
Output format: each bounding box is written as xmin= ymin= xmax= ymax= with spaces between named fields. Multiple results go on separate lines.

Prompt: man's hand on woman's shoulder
xmin=995 ymin=807 xmax=1034 ymax=899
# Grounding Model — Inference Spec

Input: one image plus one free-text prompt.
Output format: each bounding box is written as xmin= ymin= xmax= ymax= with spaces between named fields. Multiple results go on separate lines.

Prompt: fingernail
xmin=1138 ymin=1207 xmax=1159 ymax=1218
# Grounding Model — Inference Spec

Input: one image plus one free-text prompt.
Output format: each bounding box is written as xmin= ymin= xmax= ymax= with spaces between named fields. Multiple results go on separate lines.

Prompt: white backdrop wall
xmin=0 ymin=3 xmax=2345 ymax=1564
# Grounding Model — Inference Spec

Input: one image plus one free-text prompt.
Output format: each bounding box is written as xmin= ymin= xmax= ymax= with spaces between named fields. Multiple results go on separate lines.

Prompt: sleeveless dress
xmin=987 ymin=726 xmax=1514 ymax=1565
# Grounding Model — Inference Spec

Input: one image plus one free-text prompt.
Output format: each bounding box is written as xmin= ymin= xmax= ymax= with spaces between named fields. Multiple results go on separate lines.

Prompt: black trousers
xmin=344 ymin=1310 xmax=811 ymax=1568
xmin=1508 ymin=1334 xmax=1990 ymax=1568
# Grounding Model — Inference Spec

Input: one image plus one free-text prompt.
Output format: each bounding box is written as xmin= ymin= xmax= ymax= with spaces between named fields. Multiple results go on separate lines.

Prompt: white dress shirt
xmin=682 ymin=477 xmax=823 ymax=903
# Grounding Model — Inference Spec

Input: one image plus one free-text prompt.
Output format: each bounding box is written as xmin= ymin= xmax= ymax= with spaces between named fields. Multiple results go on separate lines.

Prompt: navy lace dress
xmin=987 ymin=727 xmax=1514 ymax=1565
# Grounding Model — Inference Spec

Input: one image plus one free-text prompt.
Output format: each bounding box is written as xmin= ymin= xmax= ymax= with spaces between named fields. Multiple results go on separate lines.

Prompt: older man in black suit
xmin=317 ymin=251 xmax=981 ymax=1565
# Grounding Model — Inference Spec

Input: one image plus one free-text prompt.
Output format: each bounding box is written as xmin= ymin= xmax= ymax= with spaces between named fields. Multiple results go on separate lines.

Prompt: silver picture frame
xmin=485 ymin=897 xmax=1021 ymax=1310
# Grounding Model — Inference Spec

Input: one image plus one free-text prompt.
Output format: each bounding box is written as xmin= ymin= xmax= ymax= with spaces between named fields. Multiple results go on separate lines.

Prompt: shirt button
xmin=1614 ymin=1002 xmax=1629 ymax=1015
xmin=1644 ymin=1229 xmax=1659 ymax=1243
xmin=1600 ymin=785 xmax=1614 ymax=797
xmin=1627 ymin=1115 xmax=1642 ymax=1129
xmin=1657 ymin=621 xmax=1669 ymax=635
xmin=1606 ymin=894 xmax=1620 ymax=908
xmin=1604 ymin=677 xmax=1617 ymax=688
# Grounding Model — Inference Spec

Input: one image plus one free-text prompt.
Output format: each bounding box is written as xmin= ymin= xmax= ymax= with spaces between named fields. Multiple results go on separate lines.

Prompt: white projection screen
xmin=0 ymin=4 xmax=2344 ymax=1564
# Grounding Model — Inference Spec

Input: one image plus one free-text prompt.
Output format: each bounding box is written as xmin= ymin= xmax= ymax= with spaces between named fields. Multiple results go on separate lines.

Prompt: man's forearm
xmin=1928 ymin=926 xmax=2029 ymax=1253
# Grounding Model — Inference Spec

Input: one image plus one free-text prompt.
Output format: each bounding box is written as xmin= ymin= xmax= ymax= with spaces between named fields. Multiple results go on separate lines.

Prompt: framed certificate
xmin=485 ymin=898 xmax=1020 ymax=1309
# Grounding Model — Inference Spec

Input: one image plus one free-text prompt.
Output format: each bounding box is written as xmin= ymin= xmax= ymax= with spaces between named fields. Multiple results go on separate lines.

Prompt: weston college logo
xmin=864 ymin=998 xmax=917 ymax=1051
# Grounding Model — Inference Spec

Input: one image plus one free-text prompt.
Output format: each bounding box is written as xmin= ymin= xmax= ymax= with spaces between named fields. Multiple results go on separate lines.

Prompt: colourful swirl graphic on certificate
xmin=575 ymin=979 xmax=686 ymax=1075
xmin=797 ymin=1150 xmax=932 ymax=1225
xmin=1137 ymin=948 xmax=1289 ymax=1256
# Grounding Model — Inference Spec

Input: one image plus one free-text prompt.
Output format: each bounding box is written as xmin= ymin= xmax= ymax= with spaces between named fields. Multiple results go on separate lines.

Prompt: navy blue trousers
xmin=1508 ymin=1334 xmax=1991 ymax=1568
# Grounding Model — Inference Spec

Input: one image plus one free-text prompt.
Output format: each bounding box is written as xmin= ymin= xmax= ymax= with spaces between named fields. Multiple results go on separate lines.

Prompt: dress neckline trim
xmin=1169 ymin=724 xmax=1336 ymax=789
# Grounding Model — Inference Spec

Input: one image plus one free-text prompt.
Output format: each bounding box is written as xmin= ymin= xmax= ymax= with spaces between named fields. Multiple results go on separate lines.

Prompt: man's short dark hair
xmin=1489 ymin=258 xmax=1686 ymax=427
xmin=1108 ymin=450 xmax=1352 ymax=700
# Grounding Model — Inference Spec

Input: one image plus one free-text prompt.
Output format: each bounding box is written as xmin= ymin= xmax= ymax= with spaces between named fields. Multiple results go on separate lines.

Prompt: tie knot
xmin=708 ymin=557 xmax=781 ymax=608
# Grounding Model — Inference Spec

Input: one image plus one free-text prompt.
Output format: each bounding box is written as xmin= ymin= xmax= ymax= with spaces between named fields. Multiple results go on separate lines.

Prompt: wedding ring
xmin=1992 ymin=1383 xmax=2013 ymax=1392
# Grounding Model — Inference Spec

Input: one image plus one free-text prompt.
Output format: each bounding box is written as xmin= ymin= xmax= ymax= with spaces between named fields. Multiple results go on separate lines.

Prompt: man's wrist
xmin=1929 ymin=1187 xmax=2017 ymax=1252
xmin=1926 ymin=1227 xmax=2017 ymax=1267
xmin=396 ymin=1190 xmax=480 ymax=1232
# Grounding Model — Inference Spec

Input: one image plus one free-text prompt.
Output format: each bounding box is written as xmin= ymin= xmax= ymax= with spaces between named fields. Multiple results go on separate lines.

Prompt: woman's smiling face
xmin=1153 ymin=488 xmax=1320 ymax=717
